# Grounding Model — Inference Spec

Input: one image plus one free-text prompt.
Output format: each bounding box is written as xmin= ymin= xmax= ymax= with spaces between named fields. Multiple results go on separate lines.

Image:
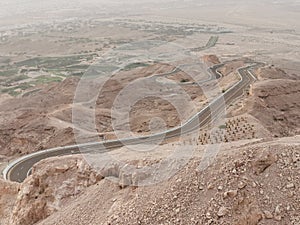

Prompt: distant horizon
xmin=1 ymin=0 xmax=299 ymax=16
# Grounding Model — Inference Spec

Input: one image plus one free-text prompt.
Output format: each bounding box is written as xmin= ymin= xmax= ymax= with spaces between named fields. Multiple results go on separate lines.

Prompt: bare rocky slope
xmin=247 ymin=66 xmax=300 ymax=137
xmin=0 ymin=180 xmax=20 ymax=225
xmin=0 ymin=78 xmax=78 ymax=157
xmin=5 ymin=136 xmax=299 ymax=225
xmin=250 ymin=79 xmax=300 ymax=137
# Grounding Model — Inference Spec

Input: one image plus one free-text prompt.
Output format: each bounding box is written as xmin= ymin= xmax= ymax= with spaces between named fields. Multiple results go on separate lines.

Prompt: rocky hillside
xmin=248 ymin=65 xmax=300 ymax=137
xmin=255 ymin=65 xmax=298 ymax=80
xmin=0 ymin=180 xmax=20 ymax=225
xmin=1 ymin=136 xmax=298 ymax=225
xmin=0 ymin=77 xmax=78 ymax=157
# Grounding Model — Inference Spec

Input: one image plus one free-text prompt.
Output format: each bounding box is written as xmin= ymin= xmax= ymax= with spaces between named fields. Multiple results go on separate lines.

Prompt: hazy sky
xmin=0 ymin=0 xmax=299 ymax=30
xmin=1 ymin=0 xmax=299 ymax=15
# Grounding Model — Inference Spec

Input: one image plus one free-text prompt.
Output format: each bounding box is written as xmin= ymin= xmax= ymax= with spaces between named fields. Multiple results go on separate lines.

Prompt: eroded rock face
xmin=10 ymin=156 xmax=102 ymax=225
xmin=0 ymin=179 xmax=20 ymax=225
xmin=250 ymin=79 xmax=300 ymax=137
xmin=9 ymin=155 xmax=155 ymax=225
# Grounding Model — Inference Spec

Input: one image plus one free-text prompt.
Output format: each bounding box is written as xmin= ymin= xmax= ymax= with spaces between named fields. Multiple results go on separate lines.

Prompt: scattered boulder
xmin=252 ymin=152 xmax=277 ymax=174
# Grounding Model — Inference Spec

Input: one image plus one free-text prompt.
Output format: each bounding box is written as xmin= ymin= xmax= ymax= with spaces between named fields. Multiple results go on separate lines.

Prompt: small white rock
xmin=217 ymin=206 xmax=228 ymax=217
xmin=207 ymin=183 xmax=214 ymax=190
xmin=286 ymin=183 xmax=295 ymax=189
xmin=206 ymin=212 xmax=212 ymax=219
xmin=238 ymin=181 xmax=247 ymax=189
xmin=275 ymin=205 xmax=281 ymax=215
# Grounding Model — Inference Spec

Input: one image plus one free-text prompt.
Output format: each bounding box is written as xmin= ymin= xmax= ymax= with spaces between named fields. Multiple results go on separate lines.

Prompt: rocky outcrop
xmin=202 ymin=55 xmax=220 ymax=65
xmin=0 ymin=179 xmax=20 ymax=225
xmin=249 ymin=79 xmax=300 ymax=137
xmin=9 ymin=156 xmax=101 ymax=225
xmin=35 ymin=138 xmax=300 ymax=225
xmin=255 ymin=66 xmax=298 ymax=80
xmin=9 ymin=155 xmax=155 ymax=225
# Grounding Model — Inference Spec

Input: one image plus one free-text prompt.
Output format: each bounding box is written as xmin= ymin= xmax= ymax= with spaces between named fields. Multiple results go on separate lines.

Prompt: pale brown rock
xmin=217 ymin=206 xmax=228 ymax=217
xmin=263 ymin=210 xmax=273 ymax=219
xmin=224 ymin=189 xmax=238 ymax=198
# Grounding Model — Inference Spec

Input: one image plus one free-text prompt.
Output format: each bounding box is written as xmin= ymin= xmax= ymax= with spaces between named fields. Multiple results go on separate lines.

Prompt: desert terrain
xmin=0 ymin=1 xmax=299 ymax=225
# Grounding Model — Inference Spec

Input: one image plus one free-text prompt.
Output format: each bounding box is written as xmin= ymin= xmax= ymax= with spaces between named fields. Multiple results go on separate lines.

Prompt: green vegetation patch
xmin=71 ymin=72 xmax=84 ymax=77
xmin=1 ymin=83 xmax=33 ymax=96
xmin=219 ymin=124 xmax=227 ymax=129
xmin=0 ymin=69 xmax=18 ymax=77
xmin=66 ymin=64 xmax=90 ymax=70
xmin=122 ymin=62 xmax=149 ymax=71
xmin=7 ymin=75 xmax=29 ymax=83
xmin=34 ymin=76 xmax=63 ymax=84
xmin=14 ymin=54 xmax=97 ymax=69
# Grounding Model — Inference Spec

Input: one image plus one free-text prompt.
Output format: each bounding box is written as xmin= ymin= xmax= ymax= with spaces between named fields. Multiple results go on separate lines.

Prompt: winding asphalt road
xmin=3 ymin=62 xmax=260 ymax=183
